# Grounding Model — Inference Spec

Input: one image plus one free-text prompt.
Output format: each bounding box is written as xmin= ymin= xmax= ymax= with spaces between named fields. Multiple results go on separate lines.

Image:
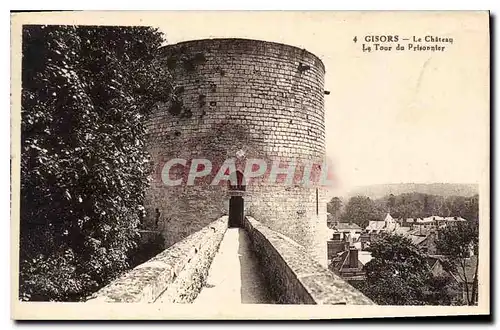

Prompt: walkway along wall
xmin=86 ymin=216 xmax=374 ymax=304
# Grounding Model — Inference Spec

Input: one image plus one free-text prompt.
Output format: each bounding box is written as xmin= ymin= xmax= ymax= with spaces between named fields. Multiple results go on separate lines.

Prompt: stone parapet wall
xmin=243 ymin=217 xmax=375 ymax=305
xmin=85 ymin=216 xmax=228 ymax=303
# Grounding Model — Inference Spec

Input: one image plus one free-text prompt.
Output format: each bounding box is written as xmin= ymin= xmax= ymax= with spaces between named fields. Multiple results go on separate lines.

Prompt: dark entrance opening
xmin=229 ymin=196 xmax=244 ymax=228
xmin=228 ymin=171 xmax=245 ymax=228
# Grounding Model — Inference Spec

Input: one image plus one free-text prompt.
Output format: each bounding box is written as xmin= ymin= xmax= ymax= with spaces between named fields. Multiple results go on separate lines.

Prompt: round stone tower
xmin=145 ymin=38 xmax=328 ymax=266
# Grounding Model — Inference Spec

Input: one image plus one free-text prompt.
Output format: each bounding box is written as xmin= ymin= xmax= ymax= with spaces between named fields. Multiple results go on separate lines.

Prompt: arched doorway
xmin=228 ymin=171 xmax=245 ymax=228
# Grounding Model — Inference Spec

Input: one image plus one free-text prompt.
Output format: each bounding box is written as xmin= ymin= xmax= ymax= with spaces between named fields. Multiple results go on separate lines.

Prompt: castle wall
xmin=145 ymin=38 xmax=327 ymax=265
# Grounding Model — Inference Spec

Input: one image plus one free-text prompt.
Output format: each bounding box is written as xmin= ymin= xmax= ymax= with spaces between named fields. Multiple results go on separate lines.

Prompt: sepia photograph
xmin=10 ymin=10 xmax=490 ymax=320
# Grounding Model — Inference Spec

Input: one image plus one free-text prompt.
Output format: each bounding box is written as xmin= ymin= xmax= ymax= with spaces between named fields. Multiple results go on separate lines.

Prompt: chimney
xmin=327 ymin=240 xmax=345 ymax=258
xmin=348 ymin=247 xmax=358 ymax=268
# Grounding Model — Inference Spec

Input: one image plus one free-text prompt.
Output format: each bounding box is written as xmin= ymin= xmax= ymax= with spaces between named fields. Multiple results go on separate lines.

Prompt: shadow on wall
xmin=237 ymin=229 xmax=274 ymax=304
xmin=128 ymin=232 xmax=166 ymax=268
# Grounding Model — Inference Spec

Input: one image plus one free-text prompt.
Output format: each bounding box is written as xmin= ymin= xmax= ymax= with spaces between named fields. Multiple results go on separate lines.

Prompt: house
xmin=365 ymin=213 xmax=411 ymax=235
xmin=383 ymin=213 xmax=399 ymax=231
xmin=409 ymin=232 xmax=438 ymax=254
xmin=394 ymin=226 xmax=412 ymax=236
xmin=327 ymin=232 xmax=348 ymax=260
xmin=412 ymin=217 xmax=436 ymax=230
xmin=329 ymin=222 xmax=362 ymax=243
xmin=407 ymin=225 xmax=434 ymax=237
xmin=426 ymin=255 xmax=478 ymax=305
xmin=403 ymin=217 xmax=417 ymax=226
xmin=436 ymin=216 xmax=467 ymax=228
xmin=326 ymin=221 xmax=364 ymax=260
xmin=358 ymin=250 xmax=373 ymax=266
xmin=365 ymin=219 xmax=385 ymax=234
xmin=407 ymin=215 xmax=467 ymax=230
xmin=357 ymin=232 xmax=376 ymax=250
xmin=329 ymin=246 xmax=369 ymax=283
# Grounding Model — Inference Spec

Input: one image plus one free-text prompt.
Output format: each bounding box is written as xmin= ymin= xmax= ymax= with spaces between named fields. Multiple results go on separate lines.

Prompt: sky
xmin=118 ymin=11 xmax=489 ymax=193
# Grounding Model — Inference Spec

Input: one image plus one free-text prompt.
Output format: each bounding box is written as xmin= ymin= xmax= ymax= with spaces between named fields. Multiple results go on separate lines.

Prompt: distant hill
xmin=346 ymin=183 xmax=479 ymax=199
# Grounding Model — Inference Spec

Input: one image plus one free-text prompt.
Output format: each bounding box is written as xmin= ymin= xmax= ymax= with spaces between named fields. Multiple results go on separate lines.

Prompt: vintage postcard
xmin=10 ymin=11 xmax=490 ymax=319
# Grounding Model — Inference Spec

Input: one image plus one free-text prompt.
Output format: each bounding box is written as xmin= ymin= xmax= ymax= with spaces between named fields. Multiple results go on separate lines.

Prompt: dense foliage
xmin=326 ymin=196 xmax=342 ymax=226
xmin=20 ymin=25 xmax=171 ymax=301
xmin=361 ymin=233 xmax=430 ymax=304
xmin=339 ymin=196 xmax=379 ymax=227
xmin=360 ymin=233 xmax=460 ymax=305
xmin=380 ymin=193 xmax=479 ymax=221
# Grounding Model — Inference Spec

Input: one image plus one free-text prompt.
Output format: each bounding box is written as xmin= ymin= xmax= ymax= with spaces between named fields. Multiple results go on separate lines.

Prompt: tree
xmin=20 ymin=25 xmax=172 ymax=301
xmin=373 ymin=192 xmax=479 ymax=221
xmin=462 ymin=194 xmax=479 ymax=222
xmin=340 ymin=196 xmax=380 ymax=227
xmin=359 ymin=233 xmax=462 ymax=305
xmin=361 ymin=233 xmax=431 ymax=305
xmin=387 ymin=193 xmax=396 ymax=213
xmin=423 ymin=194 xmax=430 ymax=215
xmin=327 ymin=197 xmax=343 ymax=224
xmin=436 ymin=221 xmax=479 ymax=305
xmin=423 ymin=274 xmax=462 ymax=306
